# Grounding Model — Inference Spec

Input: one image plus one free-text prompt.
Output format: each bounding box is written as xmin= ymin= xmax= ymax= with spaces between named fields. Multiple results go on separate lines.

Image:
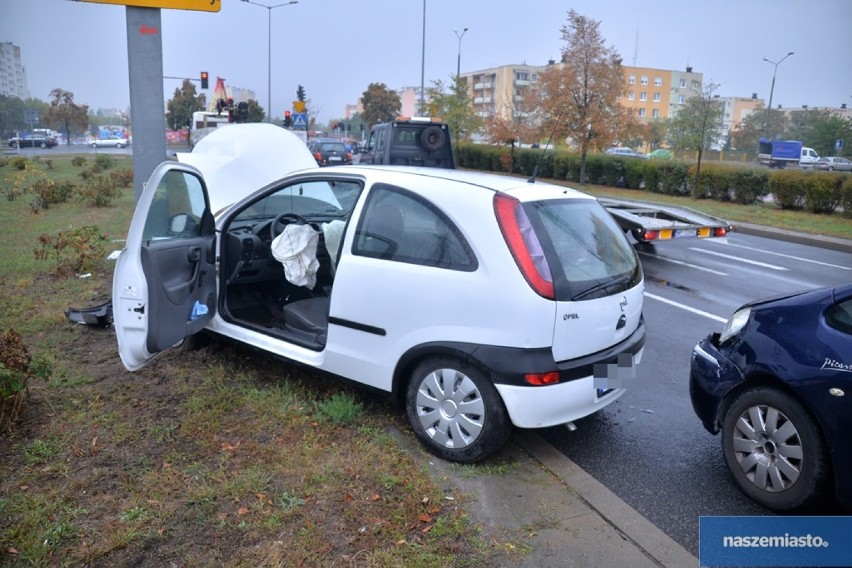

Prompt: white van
xmin=800 ymin=147 xmax=820 ymax=169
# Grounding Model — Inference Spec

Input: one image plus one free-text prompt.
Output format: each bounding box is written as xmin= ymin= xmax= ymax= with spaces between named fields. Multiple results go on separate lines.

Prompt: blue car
xmin=690 ymin=284 xmax=852 ymax=511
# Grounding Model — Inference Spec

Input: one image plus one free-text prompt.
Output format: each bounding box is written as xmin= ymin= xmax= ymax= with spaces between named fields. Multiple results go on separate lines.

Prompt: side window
xmin=352 ymin=184 xmax=477 ymax=271
xmin=826 ymin=297 xmax=852 ymax=334
xmin=142 ymin=170 xmax=206 ymax=241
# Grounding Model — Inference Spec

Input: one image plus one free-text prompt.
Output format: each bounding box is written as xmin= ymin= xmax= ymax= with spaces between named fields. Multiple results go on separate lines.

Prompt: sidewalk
xmin=392 ymin=427 xmax=698 ymax=567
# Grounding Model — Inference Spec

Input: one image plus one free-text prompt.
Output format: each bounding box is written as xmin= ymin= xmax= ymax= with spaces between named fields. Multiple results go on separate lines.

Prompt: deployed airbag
xmin=271 ymin=224 xmax=319 ymax=289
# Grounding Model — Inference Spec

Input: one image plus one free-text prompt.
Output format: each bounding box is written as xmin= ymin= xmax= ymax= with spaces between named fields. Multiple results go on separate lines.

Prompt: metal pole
xmin=267 ymin=7 xmax=271 ymax=121
xmin=242 ymin=1 xmax=298 ymax=122
xmin=762 ymin=51 xmax=793 ymax=139
xmin=420 ymin=0 xmax=426 ymax=115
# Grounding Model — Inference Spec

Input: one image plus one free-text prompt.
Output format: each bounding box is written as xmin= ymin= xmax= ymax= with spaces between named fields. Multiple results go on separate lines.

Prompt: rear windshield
xmin=319 ymin=142 xmax=345 ymax=152
xmin=524 ymin=199 xmax=641 ymax=301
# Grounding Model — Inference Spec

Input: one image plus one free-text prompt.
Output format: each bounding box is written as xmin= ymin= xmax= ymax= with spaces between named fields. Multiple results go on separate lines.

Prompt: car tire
xmin=91 ymin=143 xmax=98 ymax=148
xmin=827 ymin=167 xmax=834 ymax=172
xmin=39 ymin=142 xmax=47 ymax=149
xmin=116 ymin=143 xmax=124 ymax=148
xmin=406 ymin=357 xmax=511 ymax=463
xmin=721 ymin=387 xmax=829 ymax=511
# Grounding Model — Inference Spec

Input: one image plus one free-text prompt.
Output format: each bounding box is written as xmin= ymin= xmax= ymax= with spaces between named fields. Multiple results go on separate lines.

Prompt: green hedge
xmin=456 ymin=143 xmax=847 ymax=213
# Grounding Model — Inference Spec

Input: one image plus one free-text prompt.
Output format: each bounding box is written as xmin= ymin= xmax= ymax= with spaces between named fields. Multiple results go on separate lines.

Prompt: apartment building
xmin=458 ymin=63 xmax=546 ymax=121
xmin=621 ymin=65 xmax=703 ymax=121
xmin=715 ymin=94 xmax=764 ymax=135
xmin=457 ymin=62 xmax=703 ymax=125
xmin=0 ymin=42 xmax=30 ymax=100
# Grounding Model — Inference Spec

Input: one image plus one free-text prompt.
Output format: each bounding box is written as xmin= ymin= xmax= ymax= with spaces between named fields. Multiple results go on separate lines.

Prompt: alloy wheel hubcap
xmin=415 ymin=368 xmax=485 ymax=450
xmin=732 ymin=404 xmax=803 ymax=492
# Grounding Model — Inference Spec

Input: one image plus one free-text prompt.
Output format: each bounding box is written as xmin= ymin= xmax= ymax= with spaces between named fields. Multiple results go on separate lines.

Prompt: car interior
xmin=219 ymin=179 xmax=361 ymax=350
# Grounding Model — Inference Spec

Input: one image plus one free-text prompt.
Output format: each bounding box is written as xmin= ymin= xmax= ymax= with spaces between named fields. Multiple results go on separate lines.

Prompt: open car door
xmin=113 ymin=161 xmax=216 ymax=371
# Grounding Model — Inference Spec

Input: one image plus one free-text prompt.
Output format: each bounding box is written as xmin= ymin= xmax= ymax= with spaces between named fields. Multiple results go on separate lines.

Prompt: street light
xmin=241 ymin=0 xmax=298 ymax=122
xmin=762 ymin=51 xmax=793 ymax=138
xmin=454 ymin=27 xmax=468 ymax=79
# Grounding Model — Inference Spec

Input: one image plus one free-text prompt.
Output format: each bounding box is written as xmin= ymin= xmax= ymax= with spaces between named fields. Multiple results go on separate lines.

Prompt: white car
xmin=113 ymin=123 xmax=646 ymax=462
xmin=91 ymin=135 xmax=129 ymax=148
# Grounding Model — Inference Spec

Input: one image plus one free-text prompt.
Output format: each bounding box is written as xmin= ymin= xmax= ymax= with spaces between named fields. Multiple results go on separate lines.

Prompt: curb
xmin=516 ymin=431 xmax=698 ymax=567
xmin=733 ymin=222 xmax=852 ymax=254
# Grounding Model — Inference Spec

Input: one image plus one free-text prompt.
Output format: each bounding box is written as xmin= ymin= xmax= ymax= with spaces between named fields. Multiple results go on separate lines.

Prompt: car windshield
xmin=233 ymin=179 xmax=360 ymax=222
xmin=525 ymin=199 xmax=642 ymax=301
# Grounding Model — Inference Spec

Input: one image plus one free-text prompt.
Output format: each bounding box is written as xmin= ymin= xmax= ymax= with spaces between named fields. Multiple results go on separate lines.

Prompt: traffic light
xmin=284 ymin=111 xmax=292 ymax=128
xmin=200 ymin=71 xmax=209 ymax=89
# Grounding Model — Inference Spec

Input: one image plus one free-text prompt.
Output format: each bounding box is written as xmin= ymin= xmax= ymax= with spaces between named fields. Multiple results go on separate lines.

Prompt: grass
xmin=0 ymin=154 xmax=846 ymax=565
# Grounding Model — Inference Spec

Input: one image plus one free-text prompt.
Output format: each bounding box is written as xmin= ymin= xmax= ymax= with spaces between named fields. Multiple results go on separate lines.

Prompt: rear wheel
xmin=406 ymin=357 xmax=511 ymax=463
xmin=721 ymin=387 xmax=829 ymax=511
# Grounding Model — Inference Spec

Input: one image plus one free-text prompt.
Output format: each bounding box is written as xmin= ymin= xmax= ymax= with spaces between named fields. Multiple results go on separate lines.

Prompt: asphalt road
xmin=540 ymin=232 xmax=852 ymax=556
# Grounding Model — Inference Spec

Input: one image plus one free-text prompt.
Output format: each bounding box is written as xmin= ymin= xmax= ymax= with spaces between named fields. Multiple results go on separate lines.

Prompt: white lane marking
xmin=714 ymin=240 xmax=851 ymax=271
xmin=688 ymin=247 xmax=789 ymax=271
xmin=637 ymin=250 xmax=728 ymax=275
xmin=644 ymin=292 xmax=728 ymax=324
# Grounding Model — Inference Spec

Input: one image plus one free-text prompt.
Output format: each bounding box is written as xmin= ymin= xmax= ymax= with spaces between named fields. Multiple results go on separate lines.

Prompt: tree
xmin=0 ymin=95 xmax=49 ymax=138
xmin=482 ymin=82 xmax=540 ymax=147
xmin=360 ymin=83 xmax=401 ymax=128
xmin=667 ymin=81 xmax=724 ymax=197
xmin=426 ymin=77 xmax=482 ymax=146
xmin=803 ymin=111 xmax=852 ymax=157
xmin=534 ymin=10 xmax=628 ymax=183
xmin=42 ymin=89 xmax=88 ymax=145
xmin=730 ymin=103 xmax=786 ymax=151
xmin=246 ymin=99 xmax=265 ymax=123
xmin=166 ymin=79 xmax=205 ymax=130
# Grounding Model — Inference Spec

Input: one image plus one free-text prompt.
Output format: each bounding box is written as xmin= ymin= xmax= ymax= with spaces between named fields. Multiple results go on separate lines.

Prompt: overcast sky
xmin=3 ymin=0 xmax=851 ymax=124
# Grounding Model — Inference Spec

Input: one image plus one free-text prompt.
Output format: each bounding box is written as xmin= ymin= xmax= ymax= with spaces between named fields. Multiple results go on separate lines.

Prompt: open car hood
xmin=176 ymin=123 xmax=317 ymax=214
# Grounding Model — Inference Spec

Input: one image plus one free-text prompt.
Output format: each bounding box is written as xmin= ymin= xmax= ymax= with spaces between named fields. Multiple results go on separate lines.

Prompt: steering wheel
xmin=272 ymin=212 xmax=309 ymax=238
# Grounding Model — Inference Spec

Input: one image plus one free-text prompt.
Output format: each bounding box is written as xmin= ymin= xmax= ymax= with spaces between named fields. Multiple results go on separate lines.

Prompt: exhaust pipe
xmin=565 ymin=421 xmax=577 ymax=432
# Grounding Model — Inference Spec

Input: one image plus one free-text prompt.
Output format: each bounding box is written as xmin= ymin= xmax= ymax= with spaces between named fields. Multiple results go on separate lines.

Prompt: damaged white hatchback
xmin=113 ymin=123 xmax=645 ymax=462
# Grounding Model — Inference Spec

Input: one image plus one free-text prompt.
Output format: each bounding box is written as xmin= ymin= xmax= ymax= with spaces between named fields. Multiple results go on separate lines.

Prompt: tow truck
xmin=596 ymin=197 xmax=732 ymax=243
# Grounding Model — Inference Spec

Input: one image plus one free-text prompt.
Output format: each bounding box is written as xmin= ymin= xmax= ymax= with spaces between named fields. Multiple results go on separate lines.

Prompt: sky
xmin=3 ymin=0 xmax=852 ymax=124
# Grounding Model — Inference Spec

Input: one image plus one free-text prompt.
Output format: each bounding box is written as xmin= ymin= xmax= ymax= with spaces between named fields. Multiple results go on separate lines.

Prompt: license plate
xmin=674 ymin=229 xmax=697 ymax=238
xmin=329 ymin=156 xmax=342 ymax=161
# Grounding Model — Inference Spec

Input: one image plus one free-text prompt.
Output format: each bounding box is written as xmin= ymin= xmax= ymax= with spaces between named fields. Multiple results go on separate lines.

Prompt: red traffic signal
xmin=284 ymin=110 xmax=292 ymax=127
xmin=200 ymin=71 xmax=209 ymax=89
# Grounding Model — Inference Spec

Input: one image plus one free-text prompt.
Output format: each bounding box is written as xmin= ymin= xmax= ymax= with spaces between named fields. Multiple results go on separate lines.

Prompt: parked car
xmin=8 ymin=134 xmax=58 ymax=148
xmin=605 ymin=147 xmax=648 ymax=159
xmin=309 ymin=138 xmax=351 ymax=166
xmin=91 ymin=135 xmax=129 ymax=148
xmin=112 ymin=123 xmax=646 ymax=464
xmin=647 ymin=149 xmax=672 ymax=160
xmin=815 ymin=156 xmax=852 ymax=172
xmin=690 ymin=284 xmax=852 ymax=511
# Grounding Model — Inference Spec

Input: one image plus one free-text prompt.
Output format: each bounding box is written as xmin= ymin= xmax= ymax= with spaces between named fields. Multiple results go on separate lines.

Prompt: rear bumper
xmin=496 ymin=365 xmax=633 ymax=429
xmin=493 ymin=321 xmax=646 ymax=429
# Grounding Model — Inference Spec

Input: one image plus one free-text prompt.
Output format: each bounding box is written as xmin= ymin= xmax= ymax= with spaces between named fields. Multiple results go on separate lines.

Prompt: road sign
xmin=76 ymin=0 xmax=221 ymax=12
xmin=836 ymin=138 xmax=844 ymax=150
xmin=293 ymin=113 xmax=307 ymax=129
xmin=293 ymin=101 xmax=306 ymax=113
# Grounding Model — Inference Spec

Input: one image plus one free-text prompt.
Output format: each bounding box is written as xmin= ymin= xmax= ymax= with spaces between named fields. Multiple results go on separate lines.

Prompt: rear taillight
xmin=314 ymin=152 xmax=322 ymax=162
xmin=493 ymin=194 xmax=554 ymax=299
xmin=525 ymin=372 xmax=560 ymax=386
